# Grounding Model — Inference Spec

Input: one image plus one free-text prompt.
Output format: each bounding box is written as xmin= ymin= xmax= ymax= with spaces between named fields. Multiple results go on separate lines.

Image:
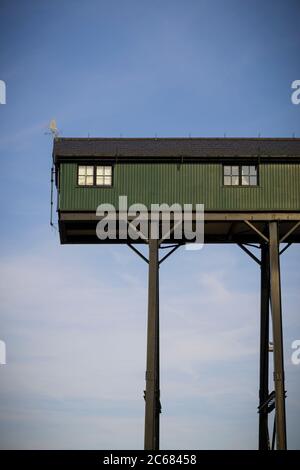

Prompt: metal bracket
xmin=128 ymin=242 xmax=182 ymax=265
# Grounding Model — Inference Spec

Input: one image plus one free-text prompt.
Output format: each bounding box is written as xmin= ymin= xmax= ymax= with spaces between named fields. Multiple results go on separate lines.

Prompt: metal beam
xmin=158 ymin=219 xmax=183 ymax=245
xmin=238 ymin=243 xmax=261 ymax=265
xmin=127 ymin=243 xmax=149 ymax=264
xmin=269 ymin=222 xmax=287 ymax=450
xmin=159 ymin=244 xmax=181 ymax=265
xmin=258 ymin=243 xmax=270 ymax=450
xmin=244 ymin=220 xmax=269 ymax=242
xmin=279 ymin=242 xmax=292 ymax=256
xmin=279 ymin=221 xmax=300 ymax=243
xmin=144 ymin=239 xmax=160 ymax=450
xmin=243 ymin=243 xmax=260 ymax=249
xmin=60 ymin=211 xmax=300 ymax=222
xmin=160 ymin=244 xmax=180 ymax=249
xmin=226 ymin=222 xmax=236 ymax=241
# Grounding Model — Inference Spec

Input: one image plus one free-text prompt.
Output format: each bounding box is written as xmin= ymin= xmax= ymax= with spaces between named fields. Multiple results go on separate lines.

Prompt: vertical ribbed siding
xmin=59 ymin=162 xmax=300 ymax=211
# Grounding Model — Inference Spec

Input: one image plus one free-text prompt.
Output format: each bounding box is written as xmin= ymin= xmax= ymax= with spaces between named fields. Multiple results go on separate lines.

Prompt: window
xmin=241 ymin=165 xmax=257 ymax=186
xmin=77 ymin=165 xmax=113 ymax=186
xmin=224 ymin=165 xmax=239 ymax=186
xmin=78 ymin=165 xmax=94 ymax=186
xmin=223 ymin=165 xmax=258 ymax=186
xmin=96 ymin=165 xmax=112 ymax=186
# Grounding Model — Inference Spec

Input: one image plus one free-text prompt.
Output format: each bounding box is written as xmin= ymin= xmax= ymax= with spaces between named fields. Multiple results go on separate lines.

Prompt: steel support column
xmin=144 ymin=239 xmax=160 ymax=450
xmin=269 ymin=222 xmax=287 ymax=450
xmin=258 ymin=243 xmax=270 ymax=449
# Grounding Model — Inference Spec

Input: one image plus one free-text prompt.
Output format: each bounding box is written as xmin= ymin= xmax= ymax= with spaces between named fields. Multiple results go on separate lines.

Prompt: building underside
xmin=58 ymin=211 xmax=300 ymax=245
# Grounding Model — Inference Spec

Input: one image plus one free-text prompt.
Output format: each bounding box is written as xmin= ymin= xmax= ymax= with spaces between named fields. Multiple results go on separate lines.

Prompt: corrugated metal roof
xmin=54 ymin=137 xmax=300 ymax=159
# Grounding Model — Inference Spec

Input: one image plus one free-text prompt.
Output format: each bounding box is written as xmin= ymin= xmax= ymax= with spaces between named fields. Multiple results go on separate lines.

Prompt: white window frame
xmin=78 ymin=165 xmax=94 ymax=186
xmin=77 ymin=164 xmax=113 ymax=187
xmin=223 ymin=164 xmax=258 ymax=186
xmin=96 ymin=165 xmax=112 ymax=187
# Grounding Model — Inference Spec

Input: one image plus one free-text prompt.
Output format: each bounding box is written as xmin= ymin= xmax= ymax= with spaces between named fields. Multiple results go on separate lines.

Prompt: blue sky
xmin=0 ymin=0 xmax=299 ymax=449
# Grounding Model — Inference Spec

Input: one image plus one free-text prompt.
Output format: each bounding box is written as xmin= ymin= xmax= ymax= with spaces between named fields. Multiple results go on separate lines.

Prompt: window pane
xmin=232 ymin=166 xmax=239 ymax=176
xmin=96 ymin=176 xmax=104 ymax=185
xmin=242 ymin=166 xmax=249 ymax=175
xmin=104 ymin=166 xmax=112 ymax=175
xmin=78 ymin=175 xmax=86 ymax=185
xmin=250 ymin=166 xmax=257 ymax=175
xmin=232 ymin=176 xmax=239 ymax=185
xmin=250 ymin=176 xmax=257 ymax=185
xmin=86 ymin=166 xmax=94 ymax=175
xmin=242 ymin=175 xmax=250 ymax=185
xmin=78 ymin=166 xmax=86 ymax=175
xmin=97 ymin=166 xmax=104 ymax=175
xmin=224 ymin=176 xmax=231 ymax=185
xmin=86 ymin=175 xmax=93 ymax=185
xmin=104 ymin=176 xmax=111 ymax=185
xmin=224 ymin=166 xmax=231 ymax=176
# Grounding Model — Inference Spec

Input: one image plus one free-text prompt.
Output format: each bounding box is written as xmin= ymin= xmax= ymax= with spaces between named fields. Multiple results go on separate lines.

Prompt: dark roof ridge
xmin=54 ymin=136 xmax=300 ymax=141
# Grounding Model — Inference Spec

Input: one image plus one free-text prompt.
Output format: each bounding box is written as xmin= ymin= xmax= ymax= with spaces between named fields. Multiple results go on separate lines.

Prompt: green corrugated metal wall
xmin=59 ymin=162 xmax=300 ymax=211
